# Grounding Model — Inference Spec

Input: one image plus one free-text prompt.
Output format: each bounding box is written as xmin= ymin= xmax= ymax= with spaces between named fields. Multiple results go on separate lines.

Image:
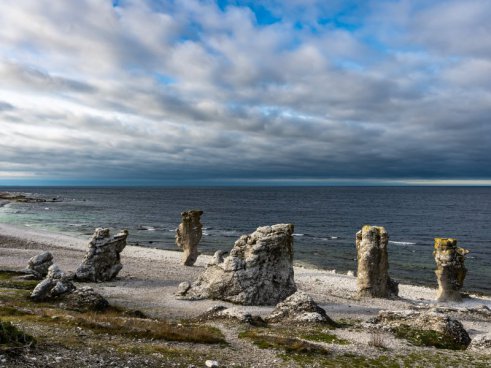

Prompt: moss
xmin=0 ymin=321 xmax=36 ymax=352
xmin=239 ymin=329 xmax=329 ymax=355
xmin=0 ymin=271 xmax=39 ymax=290
xmin=300 ymin=330 xmax=350 ymax=345
xmin=393 ymin=325 xmax=467 ymax=350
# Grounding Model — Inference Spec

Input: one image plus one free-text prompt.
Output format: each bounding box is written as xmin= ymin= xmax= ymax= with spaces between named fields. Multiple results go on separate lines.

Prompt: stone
xmin=266 ymin=291 xmax=336 ymax=325
xmin=368 ymin=309 xmax=471 ymax=350
xmin=469 ymin=333 xmax=491 ymax=351
xmin=176 ymin=281 xmax=191 ymax=296
xmin=62 ymin=286 xmax=109 ymax=312
xmin=356 ymin=225 xmax=398 ymax=298
xmin=205 ymin=360 xmax=219 ymax=368
xmin=31 ymin=265 xmax=75 ymax=301
xmin=26 ymin=251 xmax=53 ymax=279
xmin=75 ymin=228 xmax=128 ymax=282
xmin=180 ymin=224 xmax=296 ymax=305
xmin=196 ymin=305 xmax=266 ymax=326
xmin=176 ymin=210 xmax=203 ymax=266
xmin=434 ymin=238 xmax=469 ymax=302
xmin=209 ymin=250 xmax=227 ymax=266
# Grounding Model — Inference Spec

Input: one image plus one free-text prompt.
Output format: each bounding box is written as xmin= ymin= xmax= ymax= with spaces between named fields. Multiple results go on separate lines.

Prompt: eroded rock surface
xmin=356 ymin=225 xmax=398 ymax=298
xmin=180 ymin=224 xmax=296 ymax=305
xmin=197 ymin=305 xmax=265 ymax=325
xmin=434 ymin=238 xmax=469 ymax=302
xmin=176 ymin=210 xmax=203 ymax=266
xmin=25 ymin=251 xmax=53 ymax=279
xmin=368 ymin=309 xmax=471 ymax=350
xmin=75 ymin=228 xmax=128 ymax=282
xmin=31 ymin=265 xmax=75 ymax=301
xmin=266 ymin=291 xmax=336 ymax=325
xmin=62 ymin=286 xmax=109 ymax=312
xmin=469 ymin=333 xmax=491 ymax=351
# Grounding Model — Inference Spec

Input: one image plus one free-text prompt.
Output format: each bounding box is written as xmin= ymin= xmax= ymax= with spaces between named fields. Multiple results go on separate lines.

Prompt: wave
xmin=389 ymin=241 xmax=416 ymax=245
xmin=293 ymin=233 xmax=305 ymax=237
xmin=138 ymin=225 xmax=156 ymax=231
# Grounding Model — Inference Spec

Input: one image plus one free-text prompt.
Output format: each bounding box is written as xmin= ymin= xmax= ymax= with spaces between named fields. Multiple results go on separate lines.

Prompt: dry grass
xmin=368 ymin=332 xmax=388 ymax=349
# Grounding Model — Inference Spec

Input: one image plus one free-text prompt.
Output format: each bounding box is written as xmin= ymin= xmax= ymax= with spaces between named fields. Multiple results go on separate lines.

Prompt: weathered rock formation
xmin=434 ymin=238 xmax=469 ymax=302
xmin=265 ymin=291 xmax=336 ymax=325
xmin=179 ymin=224 xmax=296 ymax=305
xmin=62 ymin=286 xmax=109 ymax=312
xmin=25 ymin=251 xmax=53 ymax=279
xmin=356 ymin=225 xmax=398 ymax=298
xmin=175 ymin=210 xmax=203 ymax=266
xmin=368 ymin=309 xmax=471 ymax=350
xmin=196 ymin=305 xmax=265 ymax=325
xmin=31 ymin=265 xmax=75 ymax=301
xmin=469 ymin=333 xmax=491 ymax=351
xmin=75 ymin=228 xmax=128 ymax=282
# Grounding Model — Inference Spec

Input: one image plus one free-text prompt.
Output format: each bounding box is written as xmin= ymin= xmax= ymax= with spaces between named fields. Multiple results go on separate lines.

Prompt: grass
xmin=300 ymin=330 xmax=350 ymax=345
xmin=368 ymin=332 xmax=388 ymax=349
xmin=239 ymin=329 xmax=330 ymax=355
xmin=393 ymin=324 xmax=468 ymax=350
xmin=0 ymin=321 xmax=36 ymax=354
xmin=0 ymin=271 xmax=39 ymax=290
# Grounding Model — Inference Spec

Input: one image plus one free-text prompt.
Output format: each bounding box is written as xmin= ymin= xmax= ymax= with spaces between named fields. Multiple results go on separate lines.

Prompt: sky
xmin=0 ymin=0 xmax=490 ymax=186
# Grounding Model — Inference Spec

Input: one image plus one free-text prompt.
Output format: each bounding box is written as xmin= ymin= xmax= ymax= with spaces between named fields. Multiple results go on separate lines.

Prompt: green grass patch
xmin=239 ymin=329 xmax=329 ymax=355
xmin=0 ymin=320 xmax=36 ymax=353
xmin=300 ymin=330 xmax=350 ymax=345
xmin=393 ymin=325 xmax=467 ymax=350
xmin=0 ymin=271 xmax=39 ymax=290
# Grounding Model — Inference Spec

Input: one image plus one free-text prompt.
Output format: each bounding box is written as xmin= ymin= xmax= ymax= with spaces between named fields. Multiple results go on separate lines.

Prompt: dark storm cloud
xmin=0 ymin=0 xmax=490 ymax=184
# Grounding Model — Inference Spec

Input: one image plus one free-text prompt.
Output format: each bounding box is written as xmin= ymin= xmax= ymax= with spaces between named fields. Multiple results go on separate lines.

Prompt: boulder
xmin=75 ymin=228 xmax=128 ymax=282
xmin=265 ymin=291 xmax=336 ymax=325
xmin=197 ymin=305 xmax=265 ymax=325
xmin=434 ymin=238 xmax=469 ymax=302
xmin=31 ymin=265 xmax=75 ymax=301
xmin=368 ymin=309 xmax=471 ymax=350
xmin=180 ymin=224 xmax=296 ymax=305
xmin=356 ymin=225 xmax=398 ymax=298
xmin=25 ymin=251 xmax=53 ymax=279
xmin=62 ymin=286 xmax=109 ymax=312
xmin=176 ymin=210 xmax=203 ymax=266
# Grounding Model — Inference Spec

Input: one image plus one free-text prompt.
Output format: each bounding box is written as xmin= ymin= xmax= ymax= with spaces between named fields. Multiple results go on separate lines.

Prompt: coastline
xmin=1 ymin=222 xmax=490 ymax=317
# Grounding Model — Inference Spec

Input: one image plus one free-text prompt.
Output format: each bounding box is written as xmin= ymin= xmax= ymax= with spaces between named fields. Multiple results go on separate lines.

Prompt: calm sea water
xmin=1 ymin=187 xmax=490 ymax=294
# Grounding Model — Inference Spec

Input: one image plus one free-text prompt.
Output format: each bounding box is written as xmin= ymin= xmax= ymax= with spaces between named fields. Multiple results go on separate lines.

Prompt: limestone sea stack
xmin=176 ymin=210 xmax=203 ymax=266
xmin=356 ymin=225 xmax=398 ymax=298
xmin=180 ymin=224 xmax=296 ymax=305
xmin=31 ymin=264 xmax=75 ymax=301
xmin=75 ymin=228 xmax=128 ymax=282
xmin=434 ymin=238 xmax=469 ymax=302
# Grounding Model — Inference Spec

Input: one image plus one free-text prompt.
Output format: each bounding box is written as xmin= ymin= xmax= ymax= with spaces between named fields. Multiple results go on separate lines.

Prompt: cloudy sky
xmin=1 ymin=0 xmax=490 ymax=185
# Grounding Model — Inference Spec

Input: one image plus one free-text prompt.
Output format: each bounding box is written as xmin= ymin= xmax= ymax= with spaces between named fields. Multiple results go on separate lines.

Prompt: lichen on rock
xmin=434 ymin=238 xmax=469 ymax=302
xmin=30 ymin=264 xmax=75 ymax=301
xmin=176 ymin=210 xmax=203 ymax=266
xmin=265 ymin=291 xmax=336 ymax=325
xmin=179 ymin=224 xmax=296 ymax=305
xmin=356 ymin=225 xmax=398 ymax=298
xmin=75 ymin=228 xmax=128 ymax=282
xmin=25 ymin=251 xmax=53 ymax=280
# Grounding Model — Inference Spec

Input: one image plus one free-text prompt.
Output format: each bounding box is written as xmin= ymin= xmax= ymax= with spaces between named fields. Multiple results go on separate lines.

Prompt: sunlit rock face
xmin=180 ymin=224 xmax=297 ymax=305
xmin=434 ymin=238 xmax=469 ymax=302
xmin=356 ymin=225 xmax=398 ymax=298
xmin=31 ymin=264 xmax=75 ymax=301
xmin=176 ymin=210 xmax=203 ymax=266
xmin=75 ymin=228 xmax=128 ymax=282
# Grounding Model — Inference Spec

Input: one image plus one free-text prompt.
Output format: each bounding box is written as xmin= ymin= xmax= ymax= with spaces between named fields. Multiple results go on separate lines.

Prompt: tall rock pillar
xmin=176 ymin=210 xmax=203 ymax=266
xmin=434 ymin=238 xmax=468 ymax=302
xmin=356 ymin=225 xmax=398 ymax=298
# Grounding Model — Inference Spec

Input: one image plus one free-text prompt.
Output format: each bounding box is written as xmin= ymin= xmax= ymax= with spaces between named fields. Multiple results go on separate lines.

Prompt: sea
xmin=0 ymin=186 xmax=490 ymax=294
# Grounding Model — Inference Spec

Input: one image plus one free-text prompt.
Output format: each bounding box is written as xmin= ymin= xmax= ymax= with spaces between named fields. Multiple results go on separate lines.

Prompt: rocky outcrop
xmin=356 ymin=225 xmax=398 ymax=298
xmin=266 ymin=291 xmax=336 ymax=325
xmin=31 ymin=265 xmax=75 ymax=301
xmin=75 ymin=228 xmax=128 ymax=282
xmin=434 ymin=238 xmax=469 ymax=302
xmin=179 ymin=224 xmax=296 ymax=305
xmin=368 ymin=310 xmax=471 ymax=350
xmin=468 ymin=333 xmax=491 ymax=351
xmin=0 ymin=192 xmax=58 ymax=203
xmin=62 ymin=286 xmax=109 ymax=312
xmin=196 ymin=305 xmax=265 ymax=326
xmin=25 ymin=251 xmax=53 ymax=279
xmin=176 ymin=210 xmax=203 ymax=266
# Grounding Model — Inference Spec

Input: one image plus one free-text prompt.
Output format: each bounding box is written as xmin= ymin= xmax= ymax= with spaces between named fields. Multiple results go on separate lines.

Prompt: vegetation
xmin=393 ymin=324 xmax=467 ymax=350
xmin=0 ymin=321 xmax=36 ymax=354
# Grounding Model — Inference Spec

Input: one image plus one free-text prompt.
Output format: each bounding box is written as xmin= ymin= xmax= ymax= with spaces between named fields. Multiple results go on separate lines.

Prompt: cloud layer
xmin=1 ymin=0 xmax=490 ymax=184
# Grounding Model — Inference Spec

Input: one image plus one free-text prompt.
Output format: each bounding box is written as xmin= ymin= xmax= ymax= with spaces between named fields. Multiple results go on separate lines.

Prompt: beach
xmin=1 ymin=222 xmax=490 ymax=367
